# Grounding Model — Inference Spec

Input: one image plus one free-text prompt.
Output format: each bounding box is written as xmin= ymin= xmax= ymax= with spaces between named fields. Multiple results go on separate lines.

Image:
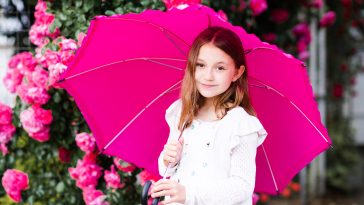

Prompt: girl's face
xmin=194 ymin=43 xmax=243 ymax=101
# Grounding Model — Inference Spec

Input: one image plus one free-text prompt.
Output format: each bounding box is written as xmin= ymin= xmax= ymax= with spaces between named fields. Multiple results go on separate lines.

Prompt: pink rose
xmin=138 ymin=170 xmax=160 ymax=186
xmin=30 ymin=127 xmax=50 ymax=142
xmin=333 ymin=84 xmax=343 ymax=98
xmin=163 ymin=0 xmax=201 ymax=10
xmin=0 ymin=102 xmax=13 ymax=125
xmin=262 ymin=33 xmax=277 ymax=43
xmin=310 ymin=0 xmax=323 ymax=8
xmin=252 ymin=193 xmax=259 ymax=204
xmin=217 ymin=10 xmax=228 ymax=21
xmin=298 ymin=51 xmax=309 ymax=61
xmin=82 ymin=188 xmax=109 ymax=205
xmin=58 ymin=147 xmax=72 ymax=163
xmin=17 ymin=83 xmax=50 ymax=105
xmin=44 ymin=49 xmax=61 ymax=67
xmin=249 ymin=0 xmax=268 ymax=16
xmin=104 ymin=165 xmax=122 ymax=189
xmin=292 ymin=23 xmax=311 ymax=44
xmin=48 ymin=63 xmax=68 ymax=87
xmin=76 ymin=132 xmax=96 ymax=153
xmin=297 ymin=39 xmax=308 ymax=53
xmin=59 ymin=38 xmax=78 ymax=51
xmin=238 ymin=0 xmax=247 ymax=12
xmin=3 ymin=68 xmax=24 ymax=93
xmin=20 ymin=106 xmax=52 ymax=142
xmin=77 ymin=32 xmax=87 ymax=47
xmin=60 ymin=50 xmax=76 ymax=66
xmin=319 ymin=11 xmax=336 ymax=27
xmin=0 ymin=124 xmax=16 ymax=155
xmin=341 ymin=0 xmax=352 ymax=7
xmin=271 ymin=9 xmax=289 ymax=24
xmin=69 ymin=155 xmax=103 ymax=190
xmin=113 ymin=157 xmax=136 ymax=173
xmin=30 ymin=65 xmax=50 ymax=90
xmin=1 ymin=169 xmax=29 ymax=202
xmin=29 ymin=24 xmax=49 ymax=46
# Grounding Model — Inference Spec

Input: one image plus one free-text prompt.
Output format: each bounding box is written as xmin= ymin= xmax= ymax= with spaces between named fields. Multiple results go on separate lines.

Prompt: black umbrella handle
xmin=141 ymin=180 xmax=161 ymax=205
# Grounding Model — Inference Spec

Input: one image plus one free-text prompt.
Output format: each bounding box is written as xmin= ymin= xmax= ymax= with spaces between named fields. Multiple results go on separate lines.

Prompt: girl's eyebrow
xmin=197 ymin=59 xmax=227 ymax=65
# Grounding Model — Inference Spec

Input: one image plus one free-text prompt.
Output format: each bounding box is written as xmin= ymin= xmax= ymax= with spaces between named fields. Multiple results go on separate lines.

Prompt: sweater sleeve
xmin=157 ymin=99 xmax=182 ymax=177
xmin=185 ymin=132 xmax=261 ymax=205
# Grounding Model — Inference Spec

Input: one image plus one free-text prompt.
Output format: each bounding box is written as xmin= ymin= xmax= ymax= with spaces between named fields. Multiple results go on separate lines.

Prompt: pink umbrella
xmin=59 ymin=5 xmax=331 ymax=195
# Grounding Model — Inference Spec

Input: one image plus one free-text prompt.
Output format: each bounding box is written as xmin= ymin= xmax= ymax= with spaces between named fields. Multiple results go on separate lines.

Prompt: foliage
xmin=1 ymin=0 xmax=364 ymax=204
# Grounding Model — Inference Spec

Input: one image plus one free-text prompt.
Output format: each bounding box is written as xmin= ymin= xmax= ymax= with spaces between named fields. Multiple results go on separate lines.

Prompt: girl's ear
xmin=233 ymin=65 xmax=245 ymax=82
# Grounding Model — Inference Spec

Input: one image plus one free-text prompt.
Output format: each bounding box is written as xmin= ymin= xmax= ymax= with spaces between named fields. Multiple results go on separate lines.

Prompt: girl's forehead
xmin=198 ymin=43 xmax=233 ymax=63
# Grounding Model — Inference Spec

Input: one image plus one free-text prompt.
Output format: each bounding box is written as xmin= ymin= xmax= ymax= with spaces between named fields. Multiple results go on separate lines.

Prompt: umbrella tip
xmin=57 ymin=78 xmax=65 ymax=83
xmin=329 ymin=144 xmax=334 ymax=150
xmin=98 ymin=148 xmax=105 ymax=155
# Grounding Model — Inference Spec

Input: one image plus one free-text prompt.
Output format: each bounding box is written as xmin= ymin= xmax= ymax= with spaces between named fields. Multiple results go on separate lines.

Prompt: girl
xmin=150 ymin=26 xmax=267 ymax=205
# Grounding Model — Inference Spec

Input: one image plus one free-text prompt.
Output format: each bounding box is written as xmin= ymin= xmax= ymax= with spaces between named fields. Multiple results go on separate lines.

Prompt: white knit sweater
xmin=158 ymin=99 xmax=267 ymax=205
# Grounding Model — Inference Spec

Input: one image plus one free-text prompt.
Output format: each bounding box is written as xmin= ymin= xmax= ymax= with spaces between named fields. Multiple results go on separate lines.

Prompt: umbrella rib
xmin=99 ymin=17 xmax=193 ymax=54
xmin=102 ymin=80 xmax=182 ymax=151
xmin=261 ymin=144 xmax=279 ymax=193
xmin=249 ymin=77 xmax=331 ymax=145
xmin=63 ymin=57 xmax=185 ymax=81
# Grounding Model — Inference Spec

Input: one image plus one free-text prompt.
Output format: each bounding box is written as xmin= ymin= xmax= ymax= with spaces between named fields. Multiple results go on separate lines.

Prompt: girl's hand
xmin=151 ymin=179 xmax=186 ymax=205
xmin=162 ymin=137 xmax=184 ymax=167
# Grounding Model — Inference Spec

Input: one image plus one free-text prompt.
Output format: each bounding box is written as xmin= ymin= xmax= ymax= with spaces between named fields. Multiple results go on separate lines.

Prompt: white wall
xmin=0 ymin=45 xmax=16 ymax=107
xmin=353 ymin=71 xmax=364 ymax=145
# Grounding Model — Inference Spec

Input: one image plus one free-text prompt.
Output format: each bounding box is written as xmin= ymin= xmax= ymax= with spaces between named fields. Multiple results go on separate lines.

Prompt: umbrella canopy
xmin=59 ymin=5 xmax=332 ymax=194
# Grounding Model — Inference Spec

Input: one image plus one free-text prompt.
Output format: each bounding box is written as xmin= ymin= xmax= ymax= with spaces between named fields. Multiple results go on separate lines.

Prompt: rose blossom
xmin=58 ymin=147 xmax=72 ymax=163
xmin=104 ymin=165 xmax=122 ymax=189
xmin=1 ymin=169 xmax=29 ymax=202
xmin=83 ymin=188 xmax=109 ymax=205
xmin=249 ymin=0 xmax=268 ymax=16
xmin=271 ymin=9 xmax=289 ymax=24
xmin=3 ymin=68 xmax=24 ymax=93
xmin=319 ymin=11 xmax=336 ymax=27
xmin=113 ymin=157 xmax=136 ymax=173
xmin=68 ymin=154 xmax=103 ymax=190
xmin=138 ymin=170 xmax=160 ymax=186
xmin=76 ymin=132 xmax=96 ymax=153
xmin=0 ymin=124 xmax=16 ymax=155
xmin=77 ymin=32 xmax=87 ymax=47
xmin=17 ymin=83 xmax=50 ymax=105
xmin=20 ymin=105 xmax=52 ymax=142
xmin=162 ymin=0 xmax=201 ymax=10
xmin=0 ymin=102 xmax=13 ymax=125
xmin=48 ymin=63 xmax=68 ymax=87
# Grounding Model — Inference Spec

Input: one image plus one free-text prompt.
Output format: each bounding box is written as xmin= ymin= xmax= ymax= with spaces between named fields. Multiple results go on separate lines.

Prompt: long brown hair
xmin=178 ymin=26 xmax=255 ymax=130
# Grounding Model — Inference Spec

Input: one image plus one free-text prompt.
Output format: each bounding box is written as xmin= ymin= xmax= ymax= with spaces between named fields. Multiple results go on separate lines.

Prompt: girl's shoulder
xmin=224 ymin=106 xmax=267 ymax=146
xmin=165 ymin=99 xmax=182 ymax=129
xmin=166 ymin=99 xmax=182 ymax=117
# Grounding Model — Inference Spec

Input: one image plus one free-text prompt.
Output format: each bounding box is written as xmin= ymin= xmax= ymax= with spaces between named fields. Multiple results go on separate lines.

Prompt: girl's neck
xmin=195 ymin=98 xmax=223 ymax=121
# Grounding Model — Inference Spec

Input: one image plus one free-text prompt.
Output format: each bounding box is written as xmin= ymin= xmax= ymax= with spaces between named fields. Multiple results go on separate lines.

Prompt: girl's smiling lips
xmin=200 ymin=83 xmax=216 ymax=88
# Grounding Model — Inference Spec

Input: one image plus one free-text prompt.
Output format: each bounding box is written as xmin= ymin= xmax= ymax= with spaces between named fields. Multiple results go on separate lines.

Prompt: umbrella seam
xmin=261 ymin=144 xmax=279 ymax=193
xmin=102 ymin=80 xmax=182 ymax=151
xmin=249 ymin=77 xmax=331 ymax=145
xmin=63 ymin=58 xmax=186 ymax=81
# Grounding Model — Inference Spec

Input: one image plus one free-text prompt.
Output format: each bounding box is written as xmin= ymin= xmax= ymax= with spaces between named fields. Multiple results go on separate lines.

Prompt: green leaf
xmin=105 ymin=10 xmax=116 ymax=16
xmin=58 ymin=13 xmax=67 ymax=21
xmin=75 ymin=0 xmax=82 ymax=8
xmin=83 ymin=1 xmax=94 ymax=12
xmin=53 ymin=91 xmax=62 ymax=103
xmin=115 ymin=7 xmax=124 ymax=14
xmin=77 ymin=14 xmax=86 ymax=23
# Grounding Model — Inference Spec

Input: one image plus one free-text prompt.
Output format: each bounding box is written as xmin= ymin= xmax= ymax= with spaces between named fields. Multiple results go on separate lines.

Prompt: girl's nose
xmin=204 ymin=68 xmax=214 ymax=80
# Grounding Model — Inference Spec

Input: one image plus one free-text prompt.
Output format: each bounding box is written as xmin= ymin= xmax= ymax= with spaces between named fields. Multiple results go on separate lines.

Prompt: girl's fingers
xmin=151 ymin=179 xmax=172 ymax=189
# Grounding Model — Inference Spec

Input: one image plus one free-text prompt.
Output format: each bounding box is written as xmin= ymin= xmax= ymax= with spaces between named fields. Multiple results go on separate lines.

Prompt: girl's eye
xmin=217 ymin=66 xmax=225 ymax=71
xmin=196 ymin=63 xmax=204 ymax=68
